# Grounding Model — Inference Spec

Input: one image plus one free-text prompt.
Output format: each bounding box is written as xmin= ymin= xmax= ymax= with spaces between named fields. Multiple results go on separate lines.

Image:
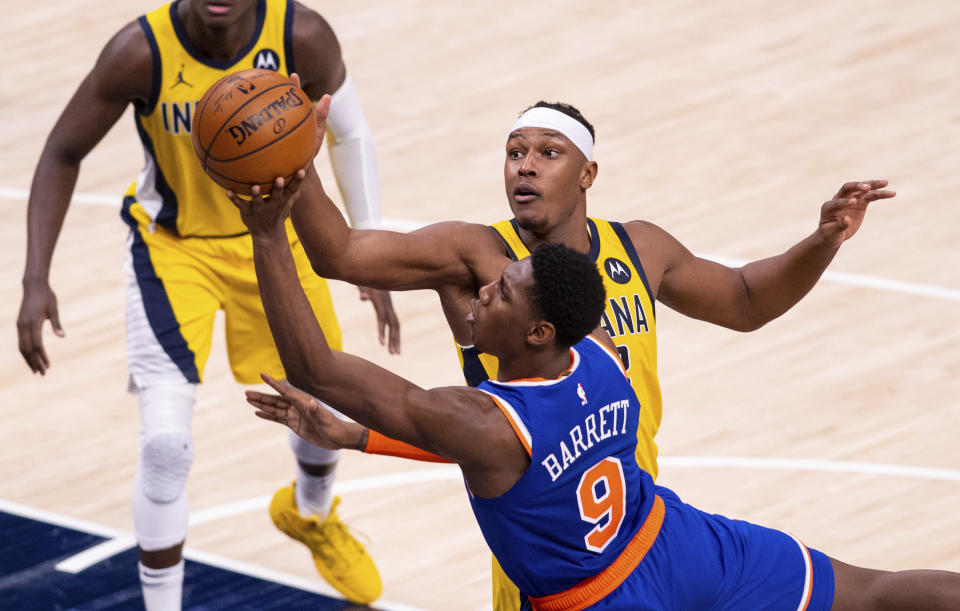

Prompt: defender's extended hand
xmin=818 ymin=180 xmax=896 ymax=247
xmin=359 ymin=287 xmax=401 ymax=354
xmin=246 ymin=373 xmax=367 ymax=450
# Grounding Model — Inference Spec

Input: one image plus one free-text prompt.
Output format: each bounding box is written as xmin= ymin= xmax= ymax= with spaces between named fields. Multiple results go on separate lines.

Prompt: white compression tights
xmin=132 ymin=383 xmax=196 ymax=551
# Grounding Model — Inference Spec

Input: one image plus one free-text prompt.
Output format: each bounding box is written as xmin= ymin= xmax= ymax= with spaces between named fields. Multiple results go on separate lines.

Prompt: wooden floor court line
xmin=0 ymin=498 xmax=425 ymax=611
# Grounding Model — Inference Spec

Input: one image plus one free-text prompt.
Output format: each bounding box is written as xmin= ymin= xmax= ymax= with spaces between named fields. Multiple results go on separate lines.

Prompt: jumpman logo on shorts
xmin=171 ymin=64 xmax=193 ymax=89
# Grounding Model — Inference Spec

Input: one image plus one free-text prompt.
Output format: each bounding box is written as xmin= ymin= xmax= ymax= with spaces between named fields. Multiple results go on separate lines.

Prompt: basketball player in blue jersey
xmin=233 ymin=213 xmax=960 ymax=609
xmin=16 ymin=1 xmax=396 ymax=608
xmin=233 ymin=94 xmax=896 ymax=609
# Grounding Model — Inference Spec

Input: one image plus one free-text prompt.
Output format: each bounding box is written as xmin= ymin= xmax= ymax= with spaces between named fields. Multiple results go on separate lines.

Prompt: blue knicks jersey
xmin=469 ymin=336 xmax=658 ymax=598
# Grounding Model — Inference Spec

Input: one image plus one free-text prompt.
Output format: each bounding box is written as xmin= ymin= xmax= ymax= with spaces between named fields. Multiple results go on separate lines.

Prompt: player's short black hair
xmin=529 ymin=243 xmax=606 ymax=348
xmin=522 ymin=101 xmax=596 ymax=142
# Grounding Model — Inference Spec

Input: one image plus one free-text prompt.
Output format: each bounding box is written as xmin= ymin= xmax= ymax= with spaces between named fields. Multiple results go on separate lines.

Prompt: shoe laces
xmin=306 ymin=499 xmax=371 ymax=567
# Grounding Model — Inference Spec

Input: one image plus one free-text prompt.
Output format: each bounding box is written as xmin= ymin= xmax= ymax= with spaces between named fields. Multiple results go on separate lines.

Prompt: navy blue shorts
xmin=586 ymin=487 xmax=835 ymax=610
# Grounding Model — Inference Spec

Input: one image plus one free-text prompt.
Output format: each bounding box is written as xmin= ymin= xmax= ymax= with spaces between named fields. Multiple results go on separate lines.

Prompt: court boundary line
xmin=0 ymin=498 xmax=424 ymax=611
xmin=0 ymin=187 xmax=426 ymax=233
xmin=3 ymin=186 xmax=957 ymax=302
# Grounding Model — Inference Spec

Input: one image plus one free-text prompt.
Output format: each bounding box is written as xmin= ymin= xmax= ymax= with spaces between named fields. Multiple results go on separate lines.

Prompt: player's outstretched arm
xmin=18 ymin=21 xmax=152 ymax=374
xmin=256 ymin=88 xmax=499 ymax=292
xmin=644 ymin=180 xmax=895 ymax=331
xmin=289 ymin=10 xmax=401 ymax=353
xmin=231 ymin=161 xmax=492 ymax=293
xmin=236 ymin=195 xmax=525 ymax=496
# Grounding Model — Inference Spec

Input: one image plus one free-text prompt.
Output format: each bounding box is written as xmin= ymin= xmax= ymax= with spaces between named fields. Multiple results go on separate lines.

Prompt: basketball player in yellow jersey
xmin=236 ymin=98 xmax=894 ymax=609
xmin=17 ymin=1 xmax=398 ymax=608
xmin=462 ymin=218 xmax=662 ymax=472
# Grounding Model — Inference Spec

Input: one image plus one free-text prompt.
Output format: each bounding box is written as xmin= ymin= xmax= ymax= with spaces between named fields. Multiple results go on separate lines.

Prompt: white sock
xmin=139 ymin=559 xmax=184 ymax=611
xmin=295 ymin=462 xmax=337 ymax=519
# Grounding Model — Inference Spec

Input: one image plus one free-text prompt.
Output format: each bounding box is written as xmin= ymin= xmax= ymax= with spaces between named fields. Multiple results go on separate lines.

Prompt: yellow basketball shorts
xmin=124 ymin=218 xmax=341 ymax=389
xmin=492 ymin=556 xmax=522 ymax=611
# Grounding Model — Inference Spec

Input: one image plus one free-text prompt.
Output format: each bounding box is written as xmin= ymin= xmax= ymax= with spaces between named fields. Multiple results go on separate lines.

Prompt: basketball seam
xmin=204 ymin=80 xmax=291 ymax=151
xmin=205 ymin=108 xmax=312 ymax=163
xmin=204 ymin=82 xmax=305 ymax=161
xmin=199 ymin=163 xmax=296 ymax=187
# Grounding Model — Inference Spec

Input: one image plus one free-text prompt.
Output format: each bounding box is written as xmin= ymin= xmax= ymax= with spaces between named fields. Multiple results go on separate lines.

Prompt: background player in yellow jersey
xmin=16 ymin=0 xmax=397 ymax=608
xmin=234 ymin=96 xmax=894 ymax=609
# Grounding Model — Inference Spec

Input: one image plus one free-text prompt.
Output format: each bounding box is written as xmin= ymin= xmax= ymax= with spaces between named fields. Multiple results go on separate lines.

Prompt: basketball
xmin=192 ymin=68 xmax=316 ymax=195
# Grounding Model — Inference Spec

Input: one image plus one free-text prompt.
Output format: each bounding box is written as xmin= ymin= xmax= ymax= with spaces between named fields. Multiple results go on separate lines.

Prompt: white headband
xmin=510 ymin=107 xmax=594 ymax=161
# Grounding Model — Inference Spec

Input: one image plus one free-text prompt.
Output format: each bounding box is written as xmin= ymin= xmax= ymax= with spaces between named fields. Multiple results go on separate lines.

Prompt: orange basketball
xmin=192 ymin=68 xmax=316 ymax=195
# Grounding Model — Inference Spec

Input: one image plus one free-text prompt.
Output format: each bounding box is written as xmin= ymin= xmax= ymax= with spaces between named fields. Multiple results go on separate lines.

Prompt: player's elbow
xmin=41 ymin=136 xmax=86 ymax=170
xmin=307 ymin=251 xmax=358 ymax=283
xmin=308 ymin=258 xmax=338 ymax=279
xmin=729 ymin=316 xmax=769 ymax=333
xmin=727 ymin=271 xmax=773 ymax=332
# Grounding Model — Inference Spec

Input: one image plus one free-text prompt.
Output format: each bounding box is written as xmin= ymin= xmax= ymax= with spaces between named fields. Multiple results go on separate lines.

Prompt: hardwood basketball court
xmin=2 ymin=1 xmax=958 ymax=608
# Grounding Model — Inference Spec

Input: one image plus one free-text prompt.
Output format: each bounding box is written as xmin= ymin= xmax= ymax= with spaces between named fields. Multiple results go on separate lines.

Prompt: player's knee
xmin=140 ymin=430 xmax=194 ymax=503
xmin=135 ymin=382 xmax=196 ymax=503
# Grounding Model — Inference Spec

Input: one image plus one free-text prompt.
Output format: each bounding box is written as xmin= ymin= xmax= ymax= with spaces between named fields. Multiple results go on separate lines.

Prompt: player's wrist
xmin=21 ymin=274 xmax=51 ymax=289
xmin=353 ymin=427 xmax=369 ymax=452
xmin=812 ymin=224 xmax=844 ymax=251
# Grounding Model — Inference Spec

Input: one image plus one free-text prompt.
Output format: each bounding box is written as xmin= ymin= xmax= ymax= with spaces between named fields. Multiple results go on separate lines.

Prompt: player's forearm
xmin=251 ymin=230 xmax=417 ymax=441
xmin=326 ymin=73 xmax=380 ymax=231
xmin=293 ymin=173 xmax=466 ymax=290
xmin=23 ymin=152 xmax=81 ymax=283
xmin=737 ymin=230 xmax=840 ymax=329
xmin=327 ymin=133 xmax=380 ymax=230
xmin=290 ymin=169 xmax=360 ymax=278
xmin=252 ymin=230 xmax=340 ymax=388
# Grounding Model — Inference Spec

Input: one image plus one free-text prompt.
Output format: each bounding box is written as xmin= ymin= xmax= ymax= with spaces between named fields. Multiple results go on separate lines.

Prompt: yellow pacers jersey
xmin=126 ymin=0 xmax=293 ymax=237
xmin=457 ymin=218 xmax=662 ymax=478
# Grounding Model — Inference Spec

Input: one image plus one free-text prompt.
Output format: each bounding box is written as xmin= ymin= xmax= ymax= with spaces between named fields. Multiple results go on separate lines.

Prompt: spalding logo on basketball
xmin=191 ymin=69 xmax=315 ymax=195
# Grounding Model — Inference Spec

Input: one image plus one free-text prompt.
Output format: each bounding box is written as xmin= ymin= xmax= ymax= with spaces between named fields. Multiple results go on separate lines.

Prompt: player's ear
xmin=580 ymin=160 xmax=598 ymax=190
xmin=527 ymin=320 xmax=556 ymax=348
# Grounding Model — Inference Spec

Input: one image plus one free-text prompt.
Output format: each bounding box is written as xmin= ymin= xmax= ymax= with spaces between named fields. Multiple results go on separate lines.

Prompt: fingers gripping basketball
xmin=192 ymin=68 xmax=315 ymax=195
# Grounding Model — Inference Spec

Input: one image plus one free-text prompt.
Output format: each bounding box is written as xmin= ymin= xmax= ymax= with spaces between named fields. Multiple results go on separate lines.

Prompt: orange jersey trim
xmin=799 ymin=544 xmax=813 ymax=611
xmin=584 ymin=335 xmax=628 ymax=379
xmin=363 ymin=429 xmax=452 ymax=463
xmin=487 ymin=395 xmax=533 ymax=457
xmin=788 ymin=532 xmax=814 ymax=611
xmin=529 ymin=494 xmax=665 ymax=611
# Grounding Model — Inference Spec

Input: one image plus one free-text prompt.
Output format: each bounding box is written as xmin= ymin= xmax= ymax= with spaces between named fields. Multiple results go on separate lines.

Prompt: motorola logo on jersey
xmin=253 ymin=49 xmax=280 ymax=71
xmin=604 ymin=257 xmax=632 ymax=284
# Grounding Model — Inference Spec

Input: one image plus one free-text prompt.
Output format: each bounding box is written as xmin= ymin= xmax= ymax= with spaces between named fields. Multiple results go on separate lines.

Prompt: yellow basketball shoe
xmin=270 ymin=483 xmax=382 ymax=604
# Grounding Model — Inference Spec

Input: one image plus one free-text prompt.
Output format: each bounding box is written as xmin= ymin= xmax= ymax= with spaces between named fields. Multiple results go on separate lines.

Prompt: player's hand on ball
xmin=288 ymin=73 xmax=330 ymax=158
xmin=227 ymin=171 xmax=305 ymax=238
xmin=818 ymin=180 xmax=895 ymax=247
